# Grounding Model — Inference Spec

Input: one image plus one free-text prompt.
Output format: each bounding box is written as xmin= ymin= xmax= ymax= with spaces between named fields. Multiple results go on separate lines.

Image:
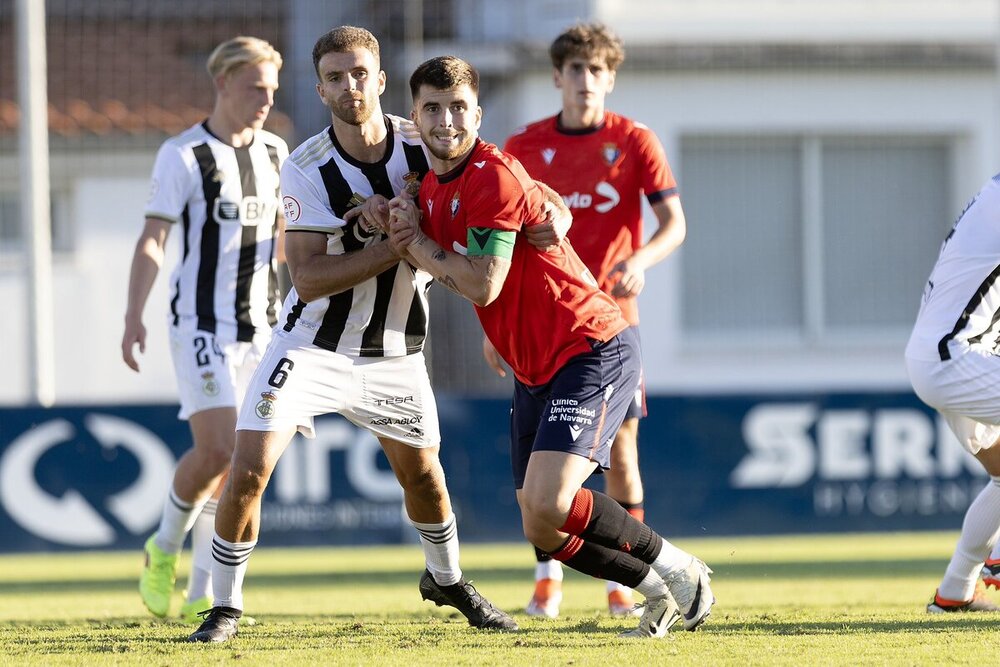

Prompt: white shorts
xmin=169 ymin=327 xmax=269 ymax=420
xmin=907 ymin=350 xmax=1000 ymax=454
xmin=236 ymin=329 xmax=440 ymax=447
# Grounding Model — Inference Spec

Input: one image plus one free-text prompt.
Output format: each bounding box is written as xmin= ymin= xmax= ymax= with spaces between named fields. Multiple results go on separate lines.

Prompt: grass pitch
xmin=0 ymin=531 xmax=995 ymax=666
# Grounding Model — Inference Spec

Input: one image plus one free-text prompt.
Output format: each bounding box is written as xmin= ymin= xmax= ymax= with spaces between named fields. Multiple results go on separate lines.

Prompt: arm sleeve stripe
xmin=467 ymin=227 xmax=515 ymax=259
xmin=647 ymin=187 xmax=678 ymax=204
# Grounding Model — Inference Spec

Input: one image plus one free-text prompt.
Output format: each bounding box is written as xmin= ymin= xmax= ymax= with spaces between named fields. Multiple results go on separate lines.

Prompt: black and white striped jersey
xmin=278 ymin=114 xmax=431 ymax=357
xmin=145 ymin=121 xmax=288 ymax=342
xmin=907 ymin=173 xmax=1000 ymax=362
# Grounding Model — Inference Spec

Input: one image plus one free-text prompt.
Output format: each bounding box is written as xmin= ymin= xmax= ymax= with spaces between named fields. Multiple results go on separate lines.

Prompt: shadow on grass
xmin=4 ymin=612 xmax=993 ymax=644
xmin=0 ymin=556 xmax=949 ymax=595
xmin=715 ymin=616 xmax=998 ymax=635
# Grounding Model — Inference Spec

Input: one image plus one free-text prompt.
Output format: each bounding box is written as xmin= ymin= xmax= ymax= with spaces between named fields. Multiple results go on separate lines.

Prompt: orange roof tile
xmin=0 ymin=18 xmax=292 ymax=140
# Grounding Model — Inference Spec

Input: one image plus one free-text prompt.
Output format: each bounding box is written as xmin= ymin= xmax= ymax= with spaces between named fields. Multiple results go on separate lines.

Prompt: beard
xmin=329 ymin=96 xmax=375 ymax=126
xmin=425 ymin=131 xmax=476 ymax=162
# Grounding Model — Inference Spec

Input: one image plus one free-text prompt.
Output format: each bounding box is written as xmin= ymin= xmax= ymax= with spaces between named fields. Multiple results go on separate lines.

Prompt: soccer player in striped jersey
xmin=122 ymin=36 xmax=287 ymax=623
xmin=388 ymin=55 xmax=714 ymax=639
xmin=498 ymin=22 xmax=687 ymax=619
xmin=906 ymin=175 xmax=1000 ymax=614
xmin=188 ymin=27 xmax=519 ymax=643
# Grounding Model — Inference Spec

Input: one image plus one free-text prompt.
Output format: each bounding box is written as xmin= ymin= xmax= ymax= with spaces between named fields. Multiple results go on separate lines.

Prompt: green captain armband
xmin=467 ymin=227 xmax=515 ymax=259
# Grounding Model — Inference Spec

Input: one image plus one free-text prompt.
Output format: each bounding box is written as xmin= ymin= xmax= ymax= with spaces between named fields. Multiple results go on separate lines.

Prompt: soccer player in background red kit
xmin=498 ymin=23 xmax=688 ymax=617
xmin=386 ymin=55 xmax=713 ymax=638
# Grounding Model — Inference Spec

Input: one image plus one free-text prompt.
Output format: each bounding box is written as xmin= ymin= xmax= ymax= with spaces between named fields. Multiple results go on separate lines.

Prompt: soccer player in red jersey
xmin=499 ymin=23 xmax=688 ymax=618
xmin=386 ymin=55 xmax=714 ymax=637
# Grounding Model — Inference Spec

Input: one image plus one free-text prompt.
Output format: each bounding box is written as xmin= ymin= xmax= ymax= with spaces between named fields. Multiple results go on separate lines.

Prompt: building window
xmin=679 ymin=135 xmax=950 ymax=346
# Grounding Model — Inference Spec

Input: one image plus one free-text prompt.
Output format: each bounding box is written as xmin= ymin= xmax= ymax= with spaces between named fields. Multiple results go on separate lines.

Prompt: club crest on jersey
xmin=541 ymin=148 xmax=556 ymax=165
xmin=255 ymin=391 xmax=277 ymax=419
xmin=450 ymin=193 xmax=461 ymax=218
xmin=201 ymin=371 xmax=220 ymax=397
xmin=403 ymin=171 xmax=422 ymax=198
xmin=602 ymin=143 xmax=621 ymax=165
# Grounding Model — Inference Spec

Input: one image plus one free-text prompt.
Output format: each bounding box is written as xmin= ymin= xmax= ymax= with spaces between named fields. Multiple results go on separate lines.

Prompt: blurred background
xmin=0 ymin=0 xmax=995 ymax=552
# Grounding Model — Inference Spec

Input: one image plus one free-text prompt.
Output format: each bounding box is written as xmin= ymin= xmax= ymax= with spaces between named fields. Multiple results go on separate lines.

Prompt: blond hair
xmin=207 ymin=36 xmax=283 ymax=79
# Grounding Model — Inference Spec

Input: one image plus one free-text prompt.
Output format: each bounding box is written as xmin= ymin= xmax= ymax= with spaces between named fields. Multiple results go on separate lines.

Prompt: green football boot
xmin=180 ymin=595 xmax=212 ymax=623
xmin=139 ymin=534 xmax=178 ymax=617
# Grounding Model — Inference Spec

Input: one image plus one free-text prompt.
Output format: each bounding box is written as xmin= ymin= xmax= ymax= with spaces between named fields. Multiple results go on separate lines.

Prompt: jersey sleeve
xmin=280 ymin=160 xmax=344 ymax=233
xmin=502 ymin=128 xmax=527 ymax=159
xmin=464 ymin=161 xmax=544 ymax=234
xmin=144 ymin=141 xmax=194 ymax=223
xmin=633 ymin=124 xmax=678 ymax=204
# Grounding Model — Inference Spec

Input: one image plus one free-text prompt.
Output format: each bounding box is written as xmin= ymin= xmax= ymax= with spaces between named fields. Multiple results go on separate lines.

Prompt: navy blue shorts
xmin=510 ymin=327 xmax=642 ymax=489
xmin=625 ymin=327 xmax=647 ymax=421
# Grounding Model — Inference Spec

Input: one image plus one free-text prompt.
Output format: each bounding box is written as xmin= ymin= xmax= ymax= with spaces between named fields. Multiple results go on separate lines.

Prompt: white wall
xmin=598 ymin=0 xmax=995 ymax=44
xmin=0 ymin=153 xmax=179 ymax=405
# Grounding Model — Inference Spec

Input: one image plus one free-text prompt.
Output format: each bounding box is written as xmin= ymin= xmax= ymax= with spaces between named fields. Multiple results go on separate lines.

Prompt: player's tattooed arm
xmin=387 ymin=197 xmax=512 ymax=306
xmin=438 ymin=274 xmax=462 ymax=295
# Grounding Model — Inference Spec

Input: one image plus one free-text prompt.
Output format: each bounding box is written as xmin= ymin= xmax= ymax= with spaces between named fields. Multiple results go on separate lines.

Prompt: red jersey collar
xmin=436 ymin=139 xmax=483 ymax=184
xmin=554 ymin=112 xmax=607 ymax=136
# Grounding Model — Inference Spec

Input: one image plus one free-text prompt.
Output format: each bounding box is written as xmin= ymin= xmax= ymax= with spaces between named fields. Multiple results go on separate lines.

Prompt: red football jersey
xmin=418 ymin=140 xmax=628 ymax=386
xmin=504 ymin=111 xmax=677 ymax=325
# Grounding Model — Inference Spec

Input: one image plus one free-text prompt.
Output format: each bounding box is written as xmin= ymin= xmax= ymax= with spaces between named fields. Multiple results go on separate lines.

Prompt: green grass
xmin=0 ymin=532 xmax=994 ymax=665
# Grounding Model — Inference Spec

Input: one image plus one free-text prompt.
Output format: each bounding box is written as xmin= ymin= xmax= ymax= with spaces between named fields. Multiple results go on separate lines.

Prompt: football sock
xmin=608 ymin=504 xmax=645 ymax=593
xmin=154 ymin=487 xmax=206 ymax=554
xmin=622 ymin=503 xmax=645 ymax=524
xmin=560 ymin=489 xmax=662 ymax=563
xmin=550 ymin=535 xmax=651 ymax=589
xmin=210 ymin=533 xmax=256 ymax=611
xmin=633 ymin=569 xmax=671 ymax=599
xmin=535 ymin=557 xmax=564 ymax=582
xmin=410 ymin=513 xmax=462 ymax=587
xmin=939 ymin=476 xmax=1000 ymax=601
xmin=187 ymin=498 xmax=217 ymax=602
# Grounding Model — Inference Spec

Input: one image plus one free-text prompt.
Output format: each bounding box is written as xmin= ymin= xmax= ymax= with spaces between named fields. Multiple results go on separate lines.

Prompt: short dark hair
xmin=549 ymin=23 xmax=625 ymax=72
xmin=409 ymin=56 xmax=479 ymax=101
xmin=311 ymin=26 xmax=380 ymax=79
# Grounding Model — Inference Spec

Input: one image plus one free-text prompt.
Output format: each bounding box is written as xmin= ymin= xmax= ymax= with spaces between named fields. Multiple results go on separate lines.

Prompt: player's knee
xmin=226 ymin=458 xmax=270 ymax=499
xmin=396 ymin=464 xmax=444 ymax=501
xmin=201 ymin=445 xmax=234 ymax=475
xmin=521 ymin=516 xmax=555 ymax=548
xmin=518 ymin=488 xmax=570 ymax=529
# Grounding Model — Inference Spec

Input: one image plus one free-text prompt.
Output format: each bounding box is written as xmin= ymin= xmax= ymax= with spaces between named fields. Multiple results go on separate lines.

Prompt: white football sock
xmin=607 ymin=579 xmax=631 ymax=594
xmin=633 ymin=569 xmax=669 ymax=599
xmin=187 ymin=499 xmax=217 ymax=602
xmin=535 ymin=559 xmax=563 ymax=582
xmin=410 ymin=514 xmax=462 ymax=586
xmin=939 ymin=477 xmax=1000 ymax=601
xmin=211 ymin=533 xmax=257 ymax=611
xmin=650 ymin=539 xmax=693 ymax=580
xmin=154 ymin=487 xmax=205 ymax=554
